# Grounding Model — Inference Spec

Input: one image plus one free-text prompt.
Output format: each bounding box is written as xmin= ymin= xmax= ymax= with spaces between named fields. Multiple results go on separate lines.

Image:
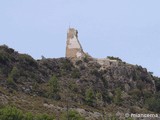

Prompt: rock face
xmin=66 ymin=28 xmax=85 ymax=59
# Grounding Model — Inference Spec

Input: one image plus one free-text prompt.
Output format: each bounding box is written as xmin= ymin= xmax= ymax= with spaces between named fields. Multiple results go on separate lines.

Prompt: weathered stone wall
xmin=96 ymin=58 xmax=117 ymax=66
xmin=96 ymin=58 xmax=119 ymax=70
xmin=65 ymin=28 xmax=119 ymax=68
xmin=66 ymin=28 xmax=85 ymax=59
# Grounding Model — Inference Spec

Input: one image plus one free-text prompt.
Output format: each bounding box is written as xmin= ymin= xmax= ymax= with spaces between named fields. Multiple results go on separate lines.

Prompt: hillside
xmin=0 ymin=45 xmax=160 ymax=120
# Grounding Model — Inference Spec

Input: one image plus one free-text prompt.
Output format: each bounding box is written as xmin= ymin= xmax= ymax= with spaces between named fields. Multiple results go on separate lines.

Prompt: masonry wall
xmin=66 ymin=28 xmax=85 ymax=59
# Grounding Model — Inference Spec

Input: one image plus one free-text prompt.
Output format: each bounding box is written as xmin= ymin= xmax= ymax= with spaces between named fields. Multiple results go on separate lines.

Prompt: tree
xmin=85 ymin=88 xmax=95 ymax=106
xmin=113 ymin=88 xmax=122 ymax=105
xmin=48 ymin=75 xmax=60 ymax=100
xmin=7 ymin=67 xmax=19 ymax=86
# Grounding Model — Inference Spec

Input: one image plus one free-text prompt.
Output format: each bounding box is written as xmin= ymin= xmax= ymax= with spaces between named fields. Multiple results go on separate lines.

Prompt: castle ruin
xmin=66 ymin=28 xmax=85 ymax=59
xmin=65 ymin=28 xmax=118 ymax=68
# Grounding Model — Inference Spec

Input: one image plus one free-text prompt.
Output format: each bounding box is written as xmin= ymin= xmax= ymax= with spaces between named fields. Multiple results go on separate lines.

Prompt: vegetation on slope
xmin=0 ymin=106 xmax=85 ymax=120
xmin=0 ymin=45 xmax=160 ymax=119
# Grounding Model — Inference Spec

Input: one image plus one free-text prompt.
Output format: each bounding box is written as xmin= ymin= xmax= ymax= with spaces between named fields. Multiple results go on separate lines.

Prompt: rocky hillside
xmin=0 ymin=45 xmax=160 ymax=120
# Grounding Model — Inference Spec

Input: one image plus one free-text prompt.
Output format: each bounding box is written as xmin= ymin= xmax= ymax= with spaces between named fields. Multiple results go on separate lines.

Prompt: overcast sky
xmin=0 ymin=0 xmax=160 ymax=77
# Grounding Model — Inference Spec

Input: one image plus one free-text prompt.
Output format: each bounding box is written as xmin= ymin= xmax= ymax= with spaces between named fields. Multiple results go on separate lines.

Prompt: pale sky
xmin=0 ymin=0 xmax=160 ymax=77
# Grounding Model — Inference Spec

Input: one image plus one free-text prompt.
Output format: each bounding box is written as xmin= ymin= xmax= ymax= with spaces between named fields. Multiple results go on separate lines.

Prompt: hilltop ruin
xmin=65 ymin=28 xmax=118 ymax=68
xmin=66 ymin=28 xmax=86 ymax=59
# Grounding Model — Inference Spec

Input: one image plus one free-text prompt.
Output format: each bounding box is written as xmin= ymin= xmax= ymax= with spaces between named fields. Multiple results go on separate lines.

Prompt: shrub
xmin=68 ymin=81 xmax=78 ymax=92
xmin=113 ymin=88 xmax=122 ymax=105
xmin=155 ymin=92 xmax=160 ymax=98
xmin=35 ymin=114 xmax=55 ymax=120
xmin=83 ymin=55 xmax=89 ymax=63
xmin=61 ymin=110 xmax=85 ymax=120
xmin=90 ymin=69 xmax=100 ymax=77
xmin=145 ymin=97 xmax=160 ymax=113
xmin=19 ymin=54 xmax=37 ymax=67
xmin=61 ymin=60 xmax=72 ymax=71
xmin=48 ymin=75 xmax=60 ymax=100
xmin=96 ymin=92 xmax=102 ymax=100
xmin=0 ymin=51 xmax=10 ymax=64
xmin=128 ymin=89 xmax=142 ymax=100
xmin=155 ymin=78 xmax=160 ymax=92
xmin=9 ymin=67 xmax=19 ymax=79
xmin=142 ymin=91 xmax=153 ymax=99
xmin=0 ymin=106 xmax=23 ymax=120
xmin=7 ymin=66 xmax=19 ymax=86
xmin=71 ymin=70 xmax=80 ymax=78
xmin=7 ymin=75 xmax=16 ymax=86
xmin=75 ymin=60 xmax=82 ymax=65
xmin=107 ymin=56 xmax=122 ymax=61
xmin=0 ymin=106 xmax=55 ymax=120
xmin=23 ymin=112 xmax=34 ymax=120
xmin=85 ymin=88 xmax=95 ymax=106
xmin=0 ymin=45 xmax=14 ymax=53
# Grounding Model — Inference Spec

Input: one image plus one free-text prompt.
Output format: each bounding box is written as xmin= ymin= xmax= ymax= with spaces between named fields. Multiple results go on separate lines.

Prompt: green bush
xmin=0 ymin=45 xmax=15 ymax=64
xmin=90 ymin=69 xmax=100 ymax=77
xmin=142 ymin=91 xmax=152 ymax=99
xmin=128 ymin=89 xmax=142 ymax=100
xmin=83 ymin=55 xmax=89 ymax=63
xmin=19 ymin=54 xmax=37 ymax=67
xmin=0 ymin=106 xmax=55 ymax=120
xmin=107 ymin=56 xmax=122 ymax=61
xmin=7 ymin=75 xmax=16 ymax=86
xmin=145 ymin=97 xmax=160 ymax=113
xmin=61 ymin=60 xmax=72 ymax=71
xmin=71 ymin=70 xmax=80 ymax=78
xmin=7 ymin=66 xmax=19 ymax=86
xmin=68 ymin=81 xmax=78 ymax=92
xmin=155 ymin=78 xmax=160 ymax=91
xmin=96 ymin=92 xmax=103 ymax=103
xmin=35 ymin=114 xmax=54 ymax=120
xmin=0 ymin=106 xmax=23 ymax=120
xmin=155 ymin=92 xmax=160 ymax=98
xmin=48 ymin=75 xmax=60 ymax=100
xmin=0 ymin=51 xmax=11 ymax=64
xmin=61 ymin=110 xmax=85 ymax=120
xmin=23 ymin=112 xmax=34 ymax=120
xmin=85 ymin=88 xmax=95 ymax=106
xmin=113 ymin=88 xmax=122 ymax=105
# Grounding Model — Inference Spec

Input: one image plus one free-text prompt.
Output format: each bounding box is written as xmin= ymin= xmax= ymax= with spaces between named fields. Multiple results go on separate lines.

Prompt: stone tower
xmin=66 ymin=28 xmax=85 ymax=59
